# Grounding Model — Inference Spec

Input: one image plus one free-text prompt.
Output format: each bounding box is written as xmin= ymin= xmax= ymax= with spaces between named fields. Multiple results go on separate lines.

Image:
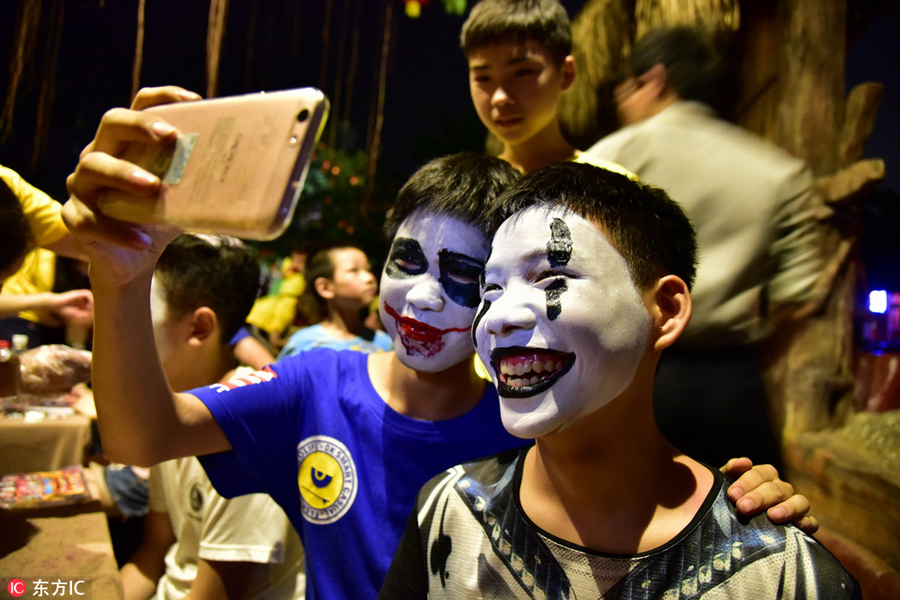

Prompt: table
xmin=0 ymin=503 xmax=123 ymax=599
xmin=0 ymin=413 xmax=93 ymax=475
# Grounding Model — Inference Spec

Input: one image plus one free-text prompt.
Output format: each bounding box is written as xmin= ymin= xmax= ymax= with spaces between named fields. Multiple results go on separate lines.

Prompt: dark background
xmin=0 ymin=1 xmax=896 ymax=285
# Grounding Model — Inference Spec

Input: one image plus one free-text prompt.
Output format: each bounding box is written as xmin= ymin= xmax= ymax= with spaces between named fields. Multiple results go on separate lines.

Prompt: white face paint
xmin=380 ymin=209 xmax=490 ymax=373
xmin=474 ymin=206 xmax=652 ymax=438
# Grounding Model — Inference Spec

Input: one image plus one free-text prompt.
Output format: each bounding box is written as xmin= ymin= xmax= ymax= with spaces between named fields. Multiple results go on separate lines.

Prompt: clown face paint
xmin=475 ymin=205 xmax=652 ymax=439
xmin=380 ymin=208 xmax=490 ymax=373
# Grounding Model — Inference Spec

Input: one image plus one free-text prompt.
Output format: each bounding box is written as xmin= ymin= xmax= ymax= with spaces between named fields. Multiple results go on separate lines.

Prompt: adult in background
xmin=584 ymin=26 xmax=825 ymax=471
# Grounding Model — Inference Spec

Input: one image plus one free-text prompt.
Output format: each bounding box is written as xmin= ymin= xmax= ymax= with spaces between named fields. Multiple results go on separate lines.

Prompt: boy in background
xmin=62 ymin=86 xmax=813 ymax=600
xmin=120 ymin=233 xmax=305 ymax=600
xmin=278 ymin=243 xmax=390 ymax=357
xmin=460 ymin=0 xmax=625 ymax=175
xmin=380 ymin=162 xmax=858 ymax=598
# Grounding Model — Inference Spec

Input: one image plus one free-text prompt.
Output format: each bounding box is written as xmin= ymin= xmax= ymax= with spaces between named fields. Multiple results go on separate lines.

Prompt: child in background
xmin=278 ymin=243 xmax=390 ymax=357
xmin=1 ymin=175 xmax=93 ymax=338
xmin=120 ymin=233 xmax=305 ymax=600
xmin=460 ymin=0 xmax=628 ymax=176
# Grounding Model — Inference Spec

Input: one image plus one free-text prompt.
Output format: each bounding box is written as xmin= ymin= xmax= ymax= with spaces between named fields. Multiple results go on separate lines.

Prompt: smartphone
xmin=96 ymin=87 xmax=329 ymax=240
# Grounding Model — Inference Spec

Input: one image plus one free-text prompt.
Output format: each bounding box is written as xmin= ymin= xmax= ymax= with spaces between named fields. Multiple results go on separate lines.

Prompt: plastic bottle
xmin=7 ymin=335 xmax=29 ymax=414
xmin=1 ymin=339 xmax=21 ymax=413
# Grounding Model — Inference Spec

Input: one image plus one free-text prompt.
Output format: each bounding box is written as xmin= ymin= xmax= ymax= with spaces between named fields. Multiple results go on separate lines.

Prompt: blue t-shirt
xmin=278 ymin=323 xmax=393 ymax=358
xmin=194 ymin=349 xmax=526 ymax=600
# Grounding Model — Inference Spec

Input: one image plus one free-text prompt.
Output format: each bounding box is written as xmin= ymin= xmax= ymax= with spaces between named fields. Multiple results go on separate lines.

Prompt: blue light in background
xmin=869 ymin=290 xmax=888 ymax=314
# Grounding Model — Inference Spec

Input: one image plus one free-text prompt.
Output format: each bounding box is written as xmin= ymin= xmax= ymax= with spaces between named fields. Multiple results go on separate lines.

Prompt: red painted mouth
xmin=383 ymin=303 xmax=470 ymax=357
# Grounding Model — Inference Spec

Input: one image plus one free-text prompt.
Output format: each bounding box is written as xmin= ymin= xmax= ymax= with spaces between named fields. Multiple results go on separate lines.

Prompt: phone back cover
xmin=98 ymin=88 xmax=328 ymax=240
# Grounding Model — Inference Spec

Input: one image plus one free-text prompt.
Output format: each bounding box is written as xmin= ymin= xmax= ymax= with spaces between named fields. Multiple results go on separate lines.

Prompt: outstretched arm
xmin=0 ymin=289 xmax=92 ymax=319
xmin=63 ymin=86 xmax=229 ymax=467
xmin=722 ymin=457 xmax=818 ymax=534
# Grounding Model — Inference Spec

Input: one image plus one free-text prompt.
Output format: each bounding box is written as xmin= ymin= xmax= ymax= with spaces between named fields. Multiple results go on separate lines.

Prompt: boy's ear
xmin=637 ymin=63 xmax=670 ymax=99
xmin=560 ymin=55 xmax=576 ymax=91
xmin=188 ymin=307 xmax=218 ymax=346
xmin=647 ymin=275 xmax=691 ymax=352
xmin=314 ymin=276 xmax=335 ymax=300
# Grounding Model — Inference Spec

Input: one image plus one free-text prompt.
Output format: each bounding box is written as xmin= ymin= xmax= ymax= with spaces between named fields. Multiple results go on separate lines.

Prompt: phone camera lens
xmin=297 ymin=109 xmax=310 ymax=122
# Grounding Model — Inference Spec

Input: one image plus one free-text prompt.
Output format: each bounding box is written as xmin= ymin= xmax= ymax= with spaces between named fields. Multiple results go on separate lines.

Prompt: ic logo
xmin=8 ymin=579 xmax=26 ymax=597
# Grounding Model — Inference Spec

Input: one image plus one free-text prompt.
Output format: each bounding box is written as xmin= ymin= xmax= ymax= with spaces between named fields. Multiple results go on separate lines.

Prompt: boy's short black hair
xmin=303 ymin=242 xmax=367 ymax=314
xmin=630 ymin=26 xmax=725 ymax=109
xmin=0 ymin=178 xmax=34 ymax=276
xmin=489 ymin=161 xmax=697 ymax=290
xmin=154 ymin=234 xmax=261 ymax=343
xmin=384 ymin=152 xmax=520 ymax=240
xmin=460 ymin=0 xmax=572 ymax=64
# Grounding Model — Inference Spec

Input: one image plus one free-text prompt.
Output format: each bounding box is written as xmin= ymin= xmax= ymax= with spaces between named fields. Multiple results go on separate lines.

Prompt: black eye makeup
xmin=547 ymin=218 xmax=572 ymax=267
xmin=439 ymin=250 xmax=484 ymax=309
xmin=385 ymin=238 xmax=428 ymax=279
xmin=545 ymin=218 xmax=572 ymax=320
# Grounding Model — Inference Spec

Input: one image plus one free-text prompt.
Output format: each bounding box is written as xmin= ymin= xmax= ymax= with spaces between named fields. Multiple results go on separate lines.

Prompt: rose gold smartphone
xmin=97 ymin=87 xmax=329 ymax=240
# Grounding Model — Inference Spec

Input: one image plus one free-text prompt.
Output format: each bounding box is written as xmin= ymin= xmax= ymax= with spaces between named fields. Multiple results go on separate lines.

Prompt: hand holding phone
xmin=96 ymin=88 xmax=329 ymax=240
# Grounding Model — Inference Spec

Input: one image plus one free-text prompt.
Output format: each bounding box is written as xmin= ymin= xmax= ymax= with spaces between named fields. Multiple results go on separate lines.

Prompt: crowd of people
xmin=0 ymin=0 xmax=859 ymax=598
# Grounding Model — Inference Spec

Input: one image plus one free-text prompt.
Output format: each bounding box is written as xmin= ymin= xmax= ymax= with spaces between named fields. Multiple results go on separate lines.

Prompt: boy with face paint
xmin=61 ymin=88 xmax=818 ymax=600
xmin=379 ymin=162 xmax=859 ymax=599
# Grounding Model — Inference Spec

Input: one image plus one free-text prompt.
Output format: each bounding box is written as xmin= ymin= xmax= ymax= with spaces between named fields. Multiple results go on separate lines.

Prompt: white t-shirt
xmin=149 ymin=457 xmax=305 ymax=599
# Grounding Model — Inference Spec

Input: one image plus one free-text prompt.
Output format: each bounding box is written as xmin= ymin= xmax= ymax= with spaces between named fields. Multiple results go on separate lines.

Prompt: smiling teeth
xmin=500 ymin=359 xmax=564 ymax=376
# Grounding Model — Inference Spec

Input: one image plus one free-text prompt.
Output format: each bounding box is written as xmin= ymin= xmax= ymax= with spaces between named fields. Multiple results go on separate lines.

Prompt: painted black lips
xmin=490 ymin=346 xmax=576 ymax=398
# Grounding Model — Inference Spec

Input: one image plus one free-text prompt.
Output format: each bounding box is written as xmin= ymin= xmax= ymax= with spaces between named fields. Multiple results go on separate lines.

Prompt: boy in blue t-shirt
xmin=61 ymin=86 xmax=816 ymax=600
xmin=278 ymin=243 xmax=391 ymax=358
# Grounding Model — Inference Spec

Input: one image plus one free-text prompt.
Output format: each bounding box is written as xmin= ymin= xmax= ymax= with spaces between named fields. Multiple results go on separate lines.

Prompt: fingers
xmin=720 ymin=456 xmax=753 ymax=477
xmin=68 ymin=146 xmax=162 ymax=203
xmin=787 ymin=514 xmax=820 ymax=536
xmin=62 ymin=194 xmax=154 ymax=252
xmin=726 ymin=462 xmax=789 ymax=512
xmin=87 ymin=106 xmax=179 ymax=158
xmin=130 ymin=85 xmax=201 ymax=111
xmin=726 ymin=463 xmax=817 ymax=532
xmin=731 ymin=478 xmax=794 ymax=514
xmin=71 ymin=85 xmax=200 ymax=202
xmin=762 ymin=491 xmax=811 ymax=524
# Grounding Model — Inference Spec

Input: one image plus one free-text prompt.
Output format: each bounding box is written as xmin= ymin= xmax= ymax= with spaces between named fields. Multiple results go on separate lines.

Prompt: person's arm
xmin=0 ymin=289 xmax=92 ymax=319
xmin=184 ymin=559 xmax=256 ymax=600
xmin=232 ymin=335 xmax=275 ymax=370
xmin=62 ymin=86 xmax=229 ymax=467
xmin=721 ymin=457 xmax=818 ymax=534
xmin=120 ymin=510 xmax=176 ymax=600
xmin=43 ymin=233 xmax=88 ymax=262
xmin=769 ymin=167 xmax=827 ymax=322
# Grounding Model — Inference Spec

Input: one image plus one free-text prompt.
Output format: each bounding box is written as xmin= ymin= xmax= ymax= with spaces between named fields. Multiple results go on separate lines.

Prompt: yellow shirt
xmin=1 ymin=167 xmax=69 ymax=325
xmin=0 ymin=165 xmax=68 ymax=248
xmin=1 ymin=248 xmax=58 ymax=325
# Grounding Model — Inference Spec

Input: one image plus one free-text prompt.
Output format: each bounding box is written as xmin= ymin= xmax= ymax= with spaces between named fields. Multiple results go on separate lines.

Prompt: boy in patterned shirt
xmin=380 ymin=162 xmax=859 ymax=599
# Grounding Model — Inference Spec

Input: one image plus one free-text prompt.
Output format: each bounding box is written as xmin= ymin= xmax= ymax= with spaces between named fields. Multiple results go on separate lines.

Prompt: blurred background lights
xmin=869 ymin=290 xmax=888 ymax=314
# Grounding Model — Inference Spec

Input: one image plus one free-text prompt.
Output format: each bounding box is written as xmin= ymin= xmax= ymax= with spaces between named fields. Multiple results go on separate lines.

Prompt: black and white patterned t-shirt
xmin=380 ymin=447 xmax=860 ymax=599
